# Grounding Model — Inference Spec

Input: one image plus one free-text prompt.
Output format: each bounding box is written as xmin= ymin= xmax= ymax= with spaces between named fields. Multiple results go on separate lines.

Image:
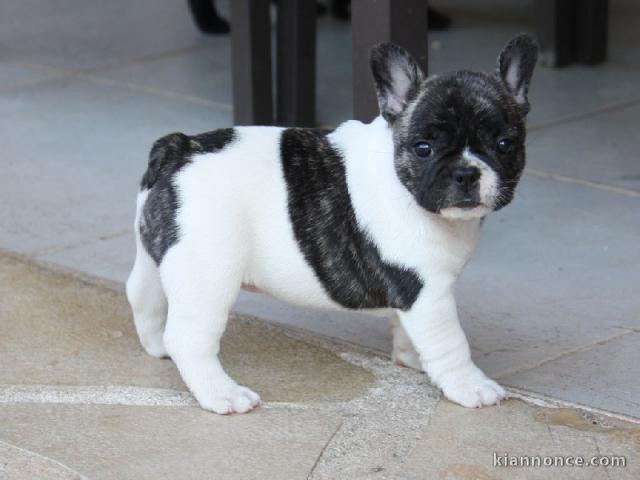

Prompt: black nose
xmin=452 ymin=167 xmax=480 ymax=190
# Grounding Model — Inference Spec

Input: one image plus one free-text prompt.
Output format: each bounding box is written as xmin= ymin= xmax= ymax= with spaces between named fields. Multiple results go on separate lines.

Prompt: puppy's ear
xmin=496 ymin=34 xmax=538 ymax=114
xmin=370 ymin=43 xmax=425 ymax=123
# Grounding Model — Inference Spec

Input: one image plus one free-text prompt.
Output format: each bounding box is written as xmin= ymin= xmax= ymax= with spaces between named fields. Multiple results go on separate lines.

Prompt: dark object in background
xmin=229 ymin=0 xmax=273 ymax=125
xmin=276 ymin=0 xmax=317 ymax=127
xmin=331 ymin=0 xmax=350 ymax=19
xmin=330 ymin=0 xmax=451 ymax=30
xmin=351 ymin=0 xmax=429 ymax=122
xmin=427 ymin=7 xmax=452 ymax=30
xmin=188 ymin=1 xmax=450 ymax=36
xmin=536 ymin=0 xmax=608 ymax=66
xmin=227 ymin=0 xmax=317 ymax=127
xmin=188 ymin=0 xmax=230 ymax=34
xmin=228 ymin=0 xmax=429 ymax=126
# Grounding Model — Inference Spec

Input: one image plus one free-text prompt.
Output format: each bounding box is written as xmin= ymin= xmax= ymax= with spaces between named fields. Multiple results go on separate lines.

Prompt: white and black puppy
xmin=126 ymin=34 xmax=538 ymax=414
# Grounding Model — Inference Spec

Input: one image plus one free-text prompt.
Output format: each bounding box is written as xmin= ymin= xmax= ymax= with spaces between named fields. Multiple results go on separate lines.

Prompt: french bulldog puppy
xmin=127 ymin=34 xmax=538 ymax=414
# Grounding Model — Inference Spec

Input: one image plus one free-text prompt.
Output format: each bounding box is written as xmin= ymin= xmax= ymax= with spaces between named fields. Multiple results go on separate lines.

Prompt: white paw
xmin=440 ymin=365 xmax=506 ymax=408
xmin=140 ymin=335 xmax=169 ymax=358
xmin=199 ymin=384 xmax=261 ymax=415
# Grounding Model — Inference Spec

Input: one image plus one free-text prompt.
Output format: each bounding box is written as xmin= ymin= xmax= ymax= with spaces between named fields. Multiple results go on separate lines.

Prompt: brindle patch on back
xmin=280 ymin=128 xmax=423 ymax=310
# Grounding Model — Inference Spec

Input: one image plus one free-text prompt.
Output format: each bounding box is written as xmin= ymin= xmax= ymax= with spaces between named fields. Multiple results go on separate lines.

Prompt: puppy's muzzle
xmin=450 ymin=166 xmax=482 ymax=208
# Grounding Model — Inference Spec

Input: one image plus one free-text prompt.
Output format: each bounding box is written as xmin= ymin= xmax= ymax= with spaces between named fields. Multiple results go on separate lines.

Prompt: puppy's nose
xmin=452 ymin=167 xmax=480 ymax=190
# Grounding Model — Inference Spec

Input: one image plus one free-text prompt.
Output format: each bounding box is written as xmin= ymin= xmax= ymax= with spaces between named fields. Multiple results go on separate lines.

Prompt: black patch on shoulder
xmin=139 ymin=128 xmax=235 ymax=264
xmin=280 ymin=128 xmax=423 ymax=310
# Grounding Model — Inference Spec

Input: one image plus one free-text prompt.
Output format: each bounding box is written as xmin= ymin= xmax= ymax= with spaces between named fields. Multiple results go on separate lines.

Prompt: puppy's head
xmin=370 ymin=34 xmax=538 ymax=220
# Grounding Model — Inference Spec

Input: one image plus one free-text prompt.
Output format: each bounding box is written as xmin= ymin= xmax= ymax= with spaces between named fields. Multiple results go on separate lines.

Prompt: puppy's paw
xmin=199 ymin=384 xmax=261 ymax=414
xmin=440 ymin=365 xmax=506 ymax=408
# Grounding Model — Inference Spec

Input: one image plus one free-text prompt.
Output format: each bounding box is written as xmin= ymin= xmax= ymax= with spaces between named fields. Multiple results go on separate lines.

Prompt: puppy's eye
xmin=413 ymin=142 xmax=433 ymax=159
xmin=497 ymin=138 xmax=515 ymax=154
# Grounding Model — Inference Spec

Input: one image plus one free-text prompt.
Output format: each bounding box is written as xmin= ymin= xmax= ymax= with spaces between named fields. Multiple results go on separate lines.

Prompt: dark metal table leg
xmin=230 ymin=0 xmax=273 ymax=125
xmin=277 ymin=0 xmax=317 ymax=127
xmin=536 ymin=0 xmax=576 ymax=67
xmin=574 ymin=0 xmax=608 ymax=65
xmin=351 ymin=0 xmax=428 ymax=123
xmin=536 ymin=0 xmax=608 ymax=67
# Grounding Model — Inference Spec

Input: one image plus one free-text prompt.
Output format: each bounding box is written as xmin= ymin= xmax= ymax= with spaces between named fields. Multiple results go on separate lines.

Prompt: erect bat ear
xmin=370 ymin=42 xmax=425 ymax=124
xmin=496 ymin=34 xmax=539 ymax=114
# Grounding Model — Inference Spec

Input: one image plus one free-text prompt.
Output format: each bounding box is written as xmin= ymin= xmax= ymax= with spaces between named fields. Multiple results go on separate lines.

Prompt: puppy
xmin=126 ymin=34 xmax=538 ymax=414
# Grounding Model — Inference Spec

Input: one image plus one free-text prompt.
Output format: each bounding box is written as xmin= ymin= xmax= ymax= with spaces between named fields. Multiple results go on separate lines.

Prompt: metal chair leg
xmin=230 ymin=0 xmax=273 ymax=125
xmin=351 ymin=0 xmax=428 ymax=122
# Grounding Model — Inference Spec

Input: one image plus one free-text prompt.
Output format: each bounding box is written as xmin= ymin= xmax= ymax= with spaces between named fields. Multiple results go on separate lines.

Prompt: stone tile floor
xmin=1 ymin=251 xmax=638 ymax=479
xmin=0 ymin=0 xmax=639 ymax=437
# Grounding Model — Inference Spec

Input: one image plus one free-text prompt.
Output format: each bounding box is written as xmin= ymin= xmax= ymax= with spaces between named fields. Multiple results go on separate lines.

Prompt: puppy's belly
xmin=241 ymin=282 xmax=341 ymax=311
xmin=240 ymin=283 xmax=394 ymax=322
xmin=244 ymin=245 xmax=343 ymax=311
xmin=242 ymin=244 xmax=397 ymax=316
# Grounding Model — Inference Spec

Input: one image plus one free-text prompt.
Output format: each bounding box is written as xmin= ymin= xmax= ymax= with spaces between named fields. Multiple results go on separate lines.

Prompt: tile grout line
xmin=3 ymin=382 xmax=639 ymax=423
xmin=77 ymin=43 xmax=216 ymax=74
xmin=0 ymin=73 xmax=70 ymax=92
xmin=524 ymin=168 xmax=640 ymax=197
xmin=11 ymin=42 xmax=212 ymax=77
xmin=306 ymin=421 xmax=345 ymax=480
xmin=0 ymin=439 xmax=89 ymax=480
xmin=79 ymin=73 xmax=233 ymax=111
xmin=6 ymin=60 xmax=71 ymax=78
xmin=495 ymin=329 xmax=635 ymax=380
xmin=10 ymin=58 xmax=233 ymax=112
xmin=507 ymin=387 xmax=640 ymax=424
xmin=528 ymin=95 xmax=640 ymax=133
xmin=27 ymin=229 xmax=133 ymax=258
xmin=0 ymin=384 xmax=314 ymax=410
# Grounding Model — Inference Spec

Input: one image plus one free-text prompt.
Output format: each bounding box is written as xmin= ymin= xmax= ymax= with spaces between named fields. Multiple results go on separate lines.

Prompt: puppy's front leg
xmin=397 ymin=288 xmax=505 ymax=408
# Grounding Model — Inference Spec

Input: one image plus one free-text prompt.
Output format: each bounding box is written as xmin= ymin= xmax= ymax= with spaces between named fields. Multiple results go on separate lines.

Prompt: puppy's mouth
xmin=439 ymin=198 xmax=493 ymax=220
xmin=450 ymin=199 xmax=483 ymax=209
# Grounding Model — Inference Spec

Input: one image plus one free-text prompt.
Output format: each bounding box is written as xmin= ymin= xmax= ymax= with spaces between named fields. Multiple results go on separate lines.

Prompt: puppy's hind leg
xmin=160 ymin=242 xmax=261 ymax=414
xmin=126 ymin=227 xmax=168 ymax=358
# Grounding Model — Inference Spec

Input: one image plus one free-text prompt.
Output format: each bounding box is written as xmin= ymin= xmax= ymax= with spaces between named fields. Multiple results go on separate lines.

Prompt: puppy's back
xmin=140 ymin=129 xmax=236 ymax=190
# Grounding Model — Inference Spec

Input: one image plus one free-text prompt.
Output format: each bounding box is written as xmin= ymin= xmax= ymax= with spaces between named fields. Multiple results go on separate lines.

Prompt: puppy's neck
xmin=329 ymin=115 xmax=394 ymax=172
xmin=328 ymin=115 xmax=482 ymax=273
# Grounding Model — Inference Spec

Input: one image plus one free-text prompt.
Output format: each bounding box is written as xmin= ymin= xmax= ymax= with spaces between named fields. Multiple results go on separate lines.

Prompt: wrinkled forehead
xmin=405 ymin=71 xmax=521 ymax=138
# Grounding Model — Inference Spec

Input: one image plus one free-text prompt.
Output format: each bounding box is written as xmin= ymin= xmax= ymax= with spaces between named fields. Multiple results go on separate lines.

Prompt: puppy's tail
xmin=139 ymin=132 xmax=191 ymax=190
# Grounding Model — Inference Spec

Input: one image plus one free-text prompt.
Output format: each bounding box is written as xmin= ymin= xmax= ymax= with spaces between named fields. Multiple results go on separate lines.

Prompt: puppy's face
xmin=370 ymin=35 xmax=538 ymax=220
xmin=395 ymin=72 xmax=526 ymax=219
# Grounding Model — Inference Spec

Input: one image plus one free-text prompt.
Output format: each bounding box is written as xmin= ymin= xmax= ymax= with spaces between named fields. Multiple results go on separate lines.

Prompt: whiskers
xmin=492 ymin=179 xmax=523 ymax=207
